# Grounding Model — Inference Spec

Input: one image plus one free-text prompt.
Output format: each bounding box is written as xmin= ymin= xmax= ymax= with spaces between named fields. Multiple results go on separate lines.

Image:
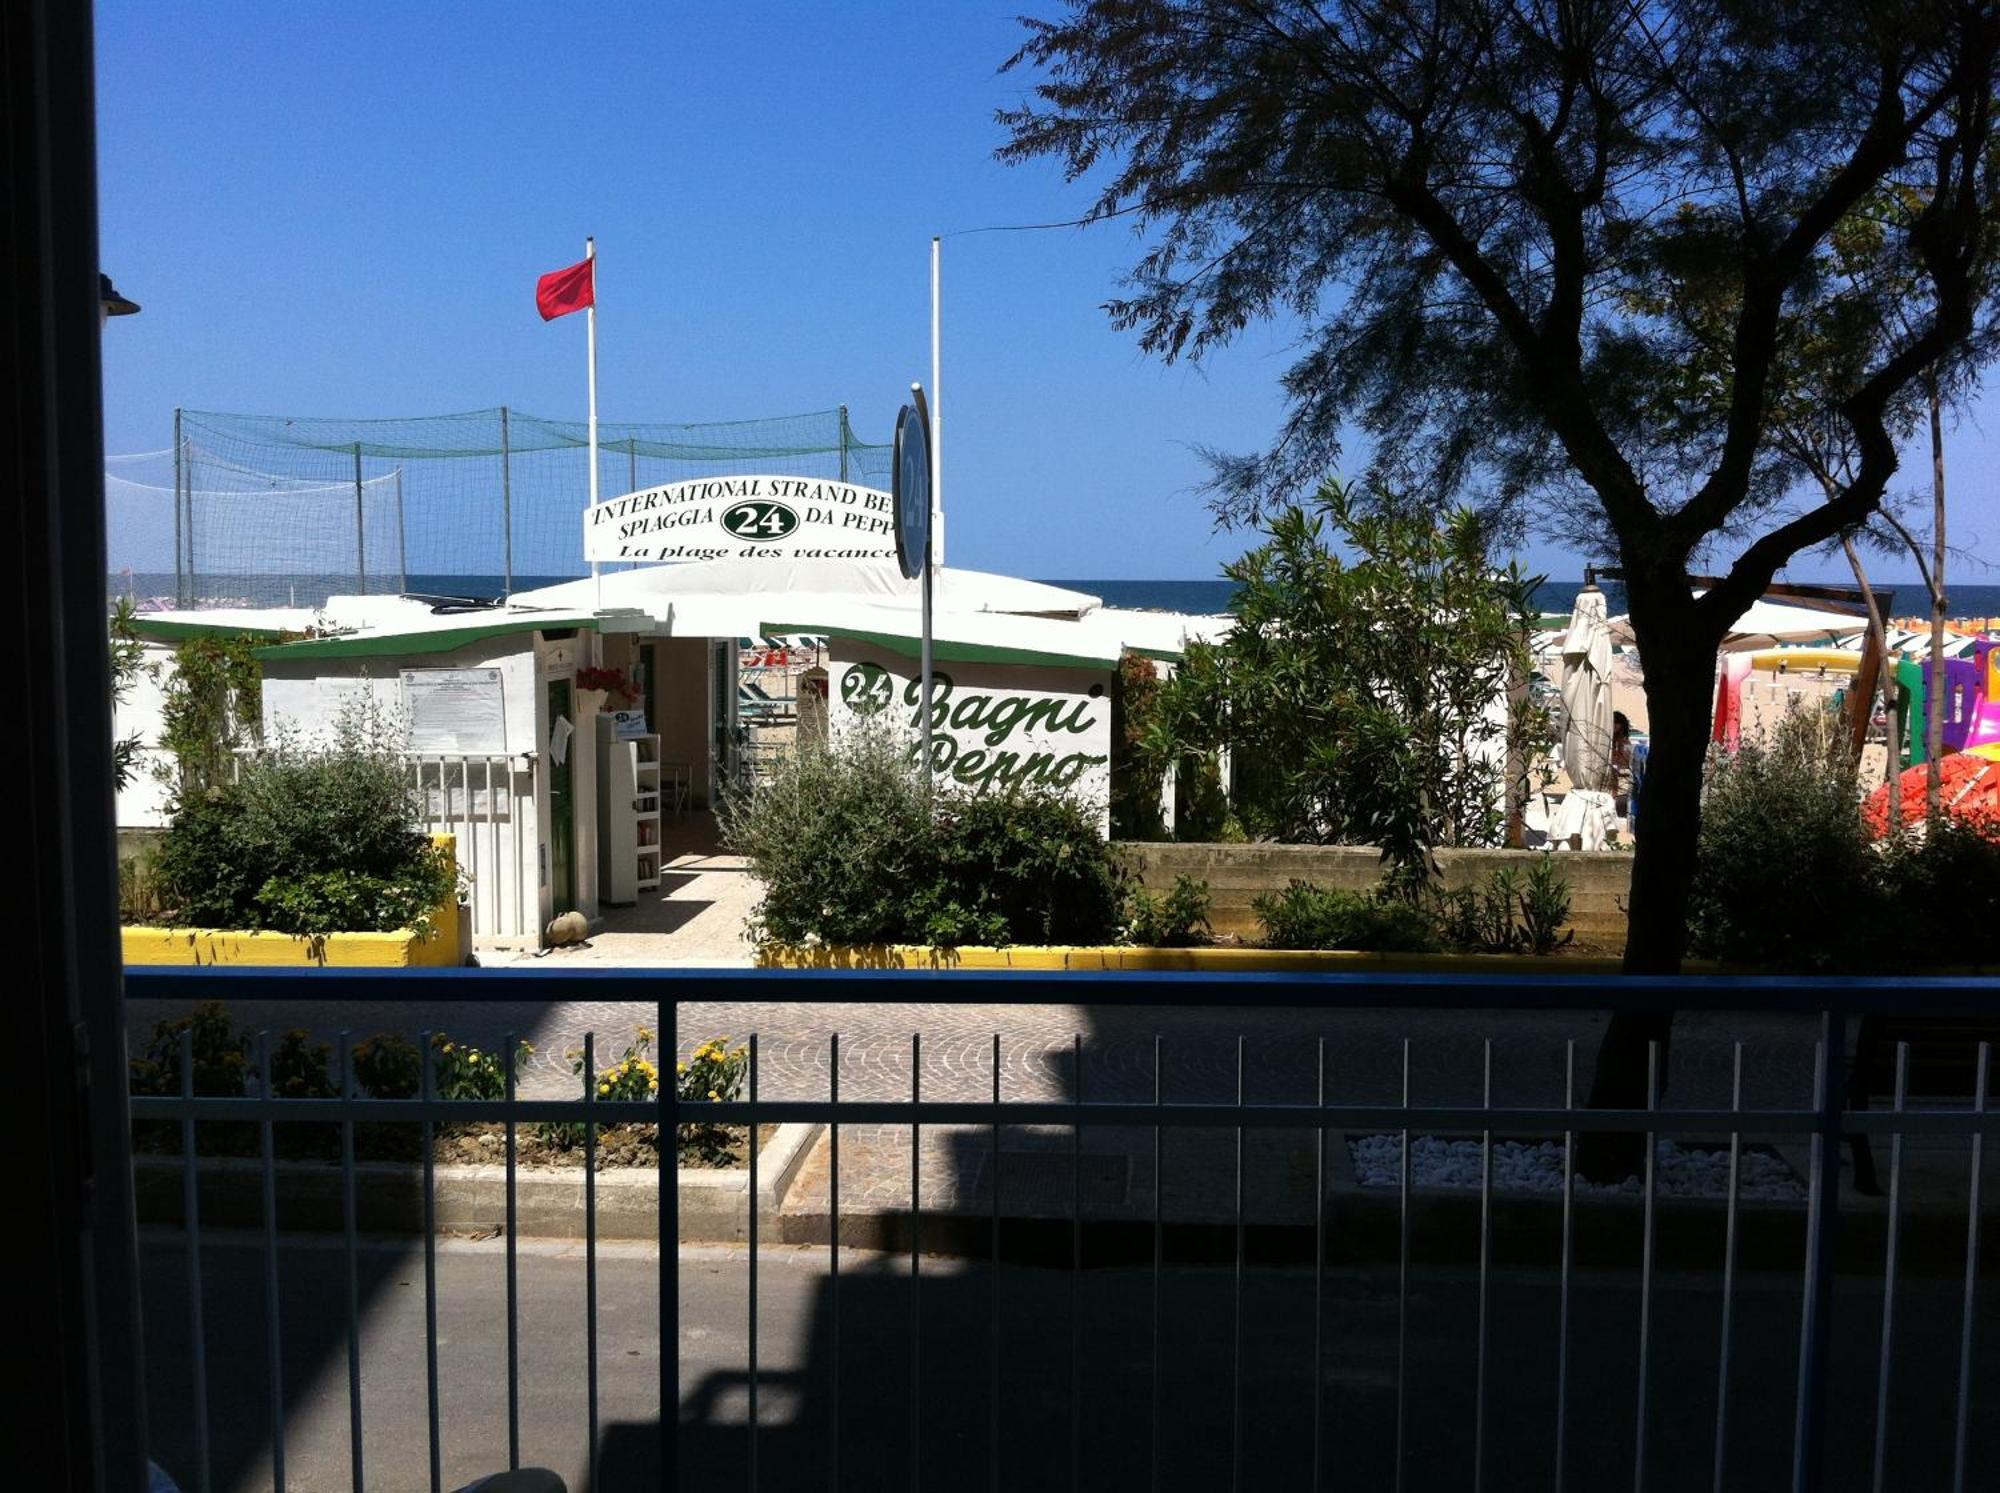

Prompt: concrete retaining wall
xmin=1121 ymin=842 xmax=1632 ymax=948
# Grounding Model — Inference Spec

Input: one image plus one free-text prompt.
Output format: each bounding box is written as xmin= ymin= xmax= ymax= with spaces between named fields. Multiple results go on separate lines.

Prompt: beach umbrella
xmin=1561 ymin=585 xmax=1615 ymax=791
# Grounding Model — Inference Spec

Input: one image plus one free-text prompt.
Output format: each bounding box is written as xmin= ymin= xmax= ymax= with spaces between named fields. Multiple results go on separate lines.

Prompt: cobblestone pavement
xmin=126 ymin=812 xmax=1829 ymax=1220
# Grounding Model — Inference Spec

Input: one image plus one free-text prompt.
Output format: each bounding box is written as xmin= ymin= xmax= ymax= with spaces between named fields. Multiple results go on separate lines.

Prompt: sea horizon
xmin=110 ymin=569 xmax=2000 ymax=620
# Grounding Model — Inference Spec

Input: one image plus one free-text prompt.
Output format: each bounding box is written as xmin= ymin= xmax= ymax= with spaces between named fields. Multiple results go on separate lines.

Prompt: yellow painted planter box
xmin=121 ymin=836 xmax=464 ymax=969
xmin=756 ymin=944 xmax=1639 ymax=976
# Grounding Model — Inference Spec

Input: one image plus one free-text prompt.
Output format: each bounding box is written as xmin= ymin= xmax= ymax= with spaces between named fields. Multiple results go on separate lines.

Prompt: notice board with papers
xmin=401 ymin=668 xmax=508 ymax=754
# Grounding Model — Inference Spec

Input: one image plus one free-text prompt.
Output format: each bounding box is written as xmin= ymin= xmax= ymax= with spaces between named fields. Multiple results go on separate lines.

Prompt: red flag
xmin=535 ymin=256 xmax=594 ymax=320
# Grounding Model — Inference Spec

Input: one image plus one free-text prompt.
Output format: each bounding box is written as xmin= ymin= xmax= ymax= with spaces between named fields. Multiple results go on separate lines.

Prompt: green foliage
xmin=724 ymin=723 xmax=1129 ymax=947
xmin=1690 ymin=708 xmax=2000 ymax=969
xmin=352 ymin=1034 xmax=422 ymax=1098
xmin=1110 ymin=652 xmax=1168 ymax=840
xmin=1436 ymin=859 xmax=1574 ymax=956
xmin=924 ymin=789 xmax=1128 ymax=946
xmin=1256 ymin=857 xmax=1572 ymax=954
xmin=128 ymin=1001 xmax=249 ymax=1097
xmin=250 ymin=852 xmax=457 ymax=939
xmin=118 ymin=841 xmax=165 ymax=924
xmin=1879 ymin=820 xmax=2000 ymax=967
xmin=1253 ymin=880 xmax=1444 ymax=953
xmin=1686 ymin=709 xmax=1877 ymax=969
xmin=537 ymin=1031 xmax=749 ymax=1166
xmin=1122 ymin=874 xmax=1213 ymax=947
xmin=157 ymin=633 xmax=263 ymax=797
xmin=109 ymin=598 xmax=147 ymax=791
xmin=720 ymin=719 xmax=936 ymax=945
xmin=150 ymin=694 xmax=456 ymax=935
xmin=1149 ymin=483 xmax=1540 ymax=889
xmin=269 ymin=1030 xmax=335 ymax=1099
xmin=430 ymin=1035 xmax=526 ymax=1101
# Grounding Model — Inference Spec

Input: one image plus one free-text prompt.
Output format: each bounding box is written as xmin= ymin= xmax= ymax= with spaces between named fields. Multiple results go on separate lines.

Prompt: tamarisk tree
xmin=1000 ymin=1 xmax=2000 ymax=985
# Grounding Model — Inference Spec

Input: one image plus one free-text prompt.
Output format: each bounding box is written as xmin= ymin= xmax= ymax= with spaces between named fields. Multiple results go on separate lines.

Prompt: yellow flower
xmin=708 ymin=1088 xmax=720 ymax=1101
xmin=676 ymin=1062 xmax=687 ymax=1074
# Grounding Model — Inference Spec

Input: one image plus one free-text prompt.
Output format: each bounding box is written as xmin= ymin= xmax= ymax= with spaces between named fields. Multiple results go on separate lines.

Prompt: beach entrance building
xmin=120 ymin=556 xmax=1222 ymax=949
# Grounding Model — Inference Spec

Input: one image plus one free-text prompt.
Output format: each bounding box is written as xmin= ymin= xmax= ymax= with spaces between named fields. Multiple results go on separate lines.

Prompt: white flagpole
xmin=586 ymin=236 xmax=601 ymax=595
xmin=930 ymin=235 xmax=943 ymax=568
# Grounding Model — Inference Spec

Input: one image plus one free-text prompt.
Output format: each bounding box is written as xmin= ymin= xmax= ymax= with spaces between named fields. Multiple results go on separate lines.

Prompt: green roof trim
xmin=133 ymin=618 xmax=291 ymax=644
xmin=764 ymin=620 xmax=1117 ymax=672
xmin=254 ymin=616 xmax=595 ymax=661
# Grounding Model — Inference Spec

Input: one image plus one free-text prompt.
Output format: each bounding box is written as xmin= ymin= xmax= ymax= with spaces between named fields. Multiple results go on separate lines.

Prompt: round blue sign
xmin=893 ymin=404 xmax=931 ymax=580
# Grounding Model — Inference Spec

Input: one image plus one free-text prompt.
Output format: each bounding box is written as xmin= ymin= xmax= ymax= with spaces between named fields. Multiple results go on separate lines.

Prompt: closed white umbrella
xmin=1561 ymin=585 xmax=1614 ymax=792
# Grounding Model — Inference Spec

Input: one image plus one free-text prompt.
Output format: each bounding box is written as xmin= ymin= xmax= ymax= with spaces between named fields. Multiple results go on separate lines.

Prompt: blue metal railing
xmin=124 ymin=967 xmax=1998 ymax=1493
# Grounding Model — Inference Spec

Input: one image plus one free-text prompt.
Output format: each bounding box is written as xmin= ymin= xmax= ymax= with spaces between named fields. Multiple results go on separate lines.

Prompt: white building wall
xmin=826 ymin=640 xmax=1114 ymax=835
xmin=114 ymin=641 xmax=179 ymax=829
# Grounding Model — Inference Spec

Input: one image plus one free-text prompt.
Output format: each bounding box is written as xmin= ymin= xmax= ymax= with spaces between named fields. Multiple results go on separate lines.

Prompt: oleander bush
xmin=1255 ymin=857 xmax=1572 ymax=954
xmin=1122 ymin=874 xmax=1215 ymax=947
xmin=1252 ymin=880 xmax=1445 ymax=953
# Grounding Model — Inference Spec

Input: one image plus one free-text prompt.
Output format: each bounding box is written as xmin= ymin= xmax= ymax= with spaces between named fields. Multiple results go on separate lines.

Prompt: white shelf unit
xmin=597 ymin=722 xmax=663 ymax=903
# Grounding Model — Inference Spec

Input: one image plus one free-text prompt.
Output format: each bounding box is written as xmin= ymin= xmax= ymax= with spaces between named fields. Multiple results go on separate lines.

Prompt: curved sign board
xmin=892 ymin=404 xmax=931 ymax=581
xmin=585 ymin=476 xmax=897 ymax=564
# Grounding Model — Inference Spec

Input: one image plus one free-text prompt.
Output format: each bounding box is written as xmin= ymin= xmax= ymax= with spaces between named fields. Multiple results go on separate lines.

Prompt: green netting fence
xmin=131 ymin=405 xmax=888 ymax=608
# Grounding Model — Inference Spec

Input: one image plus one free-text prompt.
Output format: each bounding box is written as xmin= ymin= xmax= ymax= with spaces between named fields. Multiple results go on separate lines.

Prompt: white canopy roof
xmin=511 ymin=558 xmax=1105 ymax=620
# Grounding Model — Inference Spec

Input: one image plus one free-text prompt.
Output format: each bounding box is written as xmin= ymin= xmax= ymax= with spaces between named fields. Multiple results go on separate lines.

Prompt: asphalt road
xmin=140 ymin=1229 xmax=1998 ymax=1493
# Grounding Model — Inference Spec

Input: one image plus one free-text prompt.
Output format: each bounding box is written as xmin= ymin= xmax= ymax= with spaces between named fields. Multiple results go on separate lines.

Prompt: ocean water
xmin=113 ymin=570 xmax=2000 ymax=622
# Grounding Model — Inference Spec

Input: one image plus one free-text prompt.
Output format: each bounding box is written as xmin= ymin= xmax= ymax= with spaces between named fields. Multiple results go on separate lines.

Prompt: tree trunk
xmin=1842 ymin=535 xmax=1900 ymax=832
xmin=1579 ymin=586 xmax=1717 ymax=1179
xmin=1926 ymin=382 xmax=1947 ymax=819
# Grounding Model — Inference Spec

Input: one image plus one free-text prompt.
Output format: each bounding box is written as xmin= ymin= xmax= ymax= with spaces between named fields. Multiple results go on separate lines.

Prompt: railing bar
xmin=1072 ymin=1031 xmax=1084 ymax=1493
xmin=831 ymin=1031 xmax=842 ymax=1493
xmin=991 ymin=1032 xmax=1001 ymax=1493
xmin=911 ymin=1030 xmax=921 ymax=1493
xmin=1475 ymin=1039 xmax=1492 ymax=1493
xmin=134 ymin=1093 xmax=1991 ymax=1134
xmin=1793 ymin=1019 xmax=1845 ymax=1493
xmin=1312 ymin=1035 xmax=1326 ymax=1493
xmin=1232 ymin=1033 xmax=1245 ymax=1493
xmin=1395 ymin=1037 xmax=1410 ymax=1493
xmin=748 ymin=1030 xmax=760 ymax=1493
xmin=1712 ymin=1042 xmax=1742 ymax=1493
xmin=505 ymin=1031 xmax=520 ymax=1472
xmin=584 ymin=1032 xmax=600 ymax=1493
xmin=257 ymin=1032 xmax=287 ymax=1493
xmin=421 ymin=1032 xmax=441 ymax=1493
xmin=1635 ymin=1040 xmax=1659 ymax=1493
xmin=178 ymin=1029 xmax=212 ymax=1493
xmin=341 ymin=1030 xmax=364 ymax=1493
xmin=1950 ymin=1041 xmax=1989 ymax=1493
xmin=1151 ymin=1033 xmax=1163 ymax=1493
xmin=660 ymin=1001 xmax=679 ymax=1492
xmin=1870 ymin=1042 xmax=1908 ymax=1493
xmin=1555 ymin=1039 xmax=1574 ymax=1493
xmin=117 ymin=966 xmax=2000 ymax=1013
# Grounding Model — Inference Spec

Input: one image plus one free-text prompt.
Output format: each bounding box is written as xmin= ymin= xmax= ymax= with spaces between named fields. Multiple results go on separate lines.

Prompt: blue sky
xmin=96 ymin=1 xmax=1995 ymax=585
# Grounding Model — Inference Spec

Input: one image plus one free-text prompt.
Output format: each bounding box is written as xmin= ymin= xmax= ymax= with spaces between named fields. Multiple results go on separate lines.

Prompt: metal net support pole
xmin=500 ymin=406 xmax=514 ymax=600
xmin=172 ymin=408 xmax=185 ymax=606
xmin=396 ymin=466 xmax=408 ymax=594
xmin=352 ymin=441 xmax=366 ymax=596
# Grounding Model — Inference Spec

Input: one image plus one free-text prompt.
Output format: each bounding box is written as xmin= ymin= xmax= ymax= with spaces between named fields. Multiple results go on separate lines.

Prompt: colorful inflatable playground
xmin=1860 ymin=639 xmax=2000 ymax=836
xmin=1712 ymin=632 xmax=2000 ymax=837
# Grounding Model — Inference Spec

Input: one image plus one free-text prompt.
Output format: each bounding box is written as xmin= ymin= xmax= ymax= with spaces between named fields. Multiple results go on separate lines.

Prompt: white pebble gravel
xmin=1348 ymin=1134 xmax=1805 ymax=1200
